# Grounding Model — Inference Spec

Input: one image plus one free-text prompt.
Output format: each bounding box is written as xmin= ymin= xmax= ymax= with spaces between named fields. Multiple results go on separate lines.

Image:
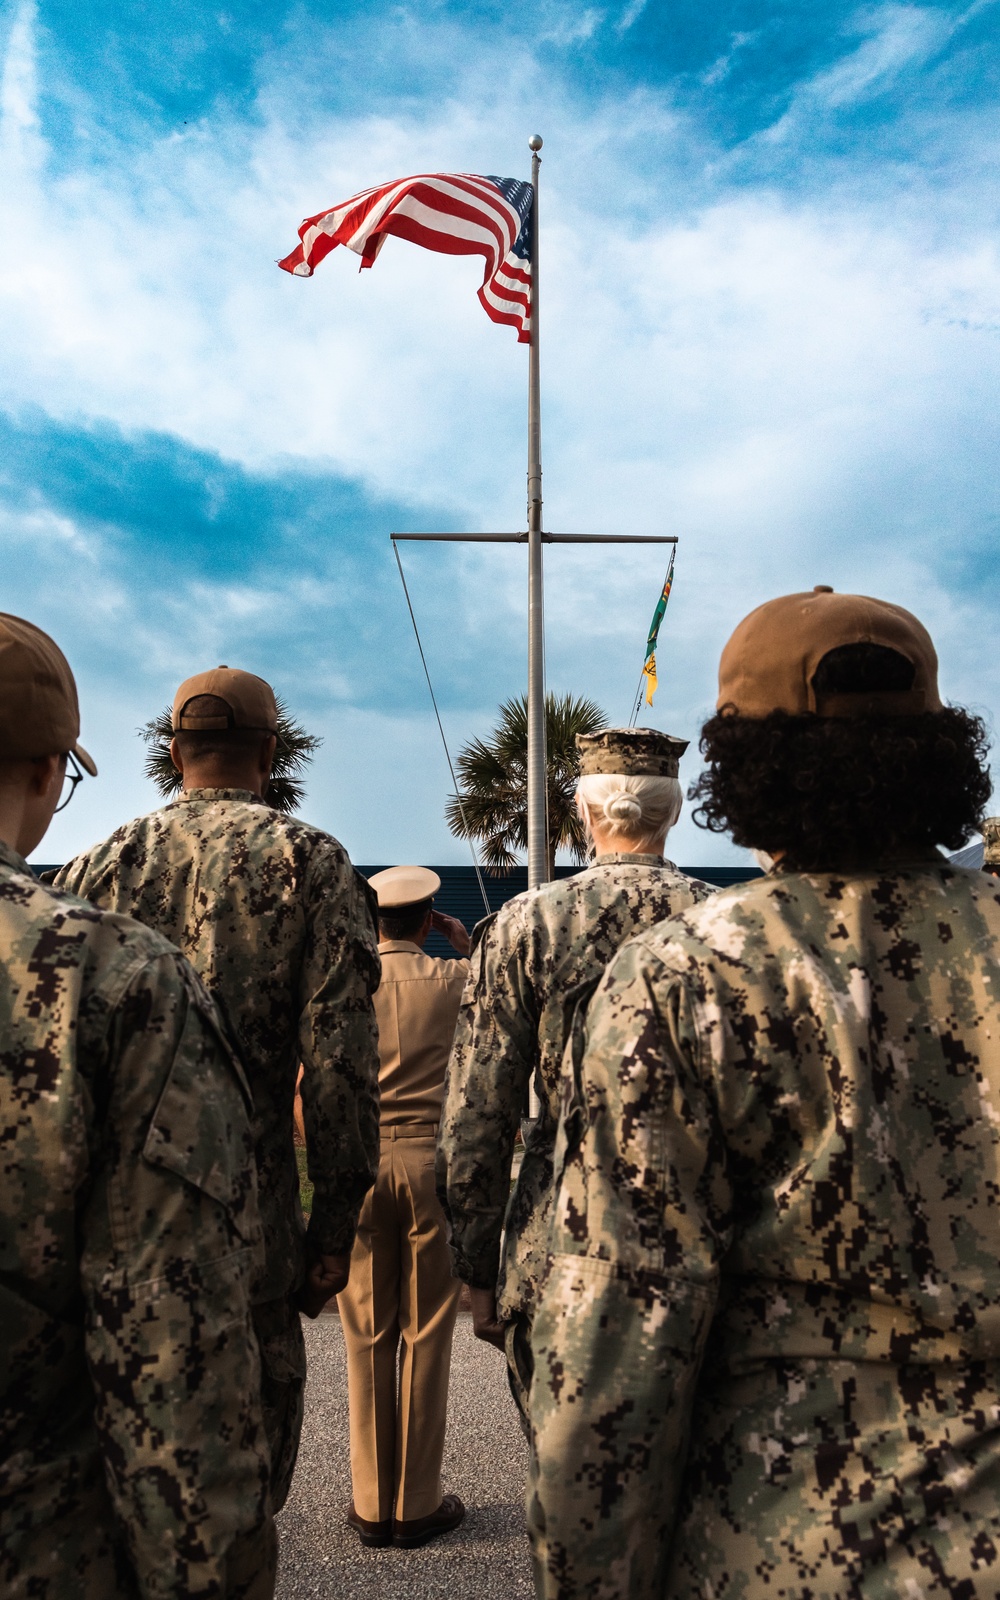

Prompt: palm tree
xmin=139 ymin=699 xmax=322 ymax=815
xmin=446 ymin=693 xmax=608 ymax=877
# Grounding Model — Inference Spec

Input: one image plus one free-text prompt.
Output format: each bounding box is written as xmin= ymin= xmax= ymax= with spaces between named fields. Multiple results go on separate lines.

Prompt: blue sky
xmin=2 ymin=0 xmax=998 ymax=869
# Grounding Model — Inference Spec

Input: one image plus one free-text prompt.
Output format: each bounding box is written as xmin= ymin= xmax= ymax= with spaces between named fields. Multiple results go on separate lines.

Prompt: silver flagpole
xmin=526 ymin=133 xmax=547 ymax=891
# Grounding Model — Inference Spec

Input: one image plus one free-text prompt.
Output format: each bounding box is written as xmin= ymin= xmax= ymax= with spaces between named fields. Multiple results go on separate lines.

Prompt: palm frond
xmin=138 ymin=696 xmax=321 ymax=815
xmin=447 ymin=692 xmax=608 ymax=874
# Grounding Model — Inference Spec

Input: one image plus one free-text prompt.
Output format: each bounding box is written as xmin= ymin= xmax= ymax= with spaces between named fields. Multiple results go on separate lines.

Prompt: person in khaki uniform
xmin=339 ymin=866 xmax=472 ymax=1551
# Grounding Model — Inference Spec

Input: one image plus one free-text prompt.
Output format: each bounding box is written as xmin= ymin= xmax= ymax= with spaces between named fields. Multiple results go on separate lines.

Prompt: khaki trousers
xmin=337 ymin=1126 xmax=461 ymax=1523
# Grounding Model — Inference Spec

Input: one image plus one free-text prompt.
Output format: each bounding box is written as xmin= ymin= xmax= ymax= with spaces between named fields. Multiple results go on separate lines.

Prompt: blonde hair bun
xmin=603 ymin=791 xmax=643 ymax=826
xmin=576 ymin=772 xmax=683 ymax=843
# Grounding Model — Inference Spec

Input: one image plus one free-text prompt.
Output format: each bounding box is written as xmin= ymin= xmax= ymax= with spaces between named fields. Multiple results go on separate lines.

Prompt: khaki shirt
xmin=375 ymin=940 xmax=468 ymax=1127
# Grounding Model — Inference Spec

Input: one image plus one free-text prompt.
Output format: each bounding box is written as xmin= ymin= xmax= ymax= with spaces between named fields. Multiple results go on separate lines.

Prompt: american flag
xmin=278 ymin=172 xmax=533 ymax=342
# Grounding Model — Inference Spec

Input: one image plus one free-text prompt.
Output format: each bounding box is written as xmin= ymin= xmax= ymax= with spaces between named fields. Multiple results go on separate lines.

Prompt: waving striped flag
xmin=278 ymin=172 xmax=533 ymax=342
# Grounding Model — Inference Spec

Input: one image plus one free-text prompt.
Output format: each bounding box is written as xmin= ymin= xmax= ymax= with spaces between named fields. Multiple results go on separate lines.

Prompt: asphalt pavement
xmin=276 ymin=1313 xmax=535 ymax=1599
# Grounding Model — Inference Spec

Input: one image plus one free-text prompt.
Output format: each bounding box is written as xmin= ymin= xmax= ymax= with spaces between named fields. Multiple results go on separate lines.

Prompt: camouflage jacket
xmin=436 ymin=854 xmax=714 ymax=1320
xmin=56 ymin=789 xmax=381 ymax=1302
xmin=0 ymin=840 xmax=272 ymax=1598
xmin=528 ymin=862 xmax=1000 ymax=1599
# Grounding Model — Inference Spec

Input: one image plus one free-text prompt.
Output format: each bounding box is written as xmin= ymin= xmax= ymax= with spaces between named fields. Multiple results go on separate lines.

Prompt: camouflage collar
xmin=174 ymin=787 xmax=265 ymax=806
xmin=592 ymin=851 xmax=667 ymax=868
xmin=0 ymin=837 xmax=30 ymax=874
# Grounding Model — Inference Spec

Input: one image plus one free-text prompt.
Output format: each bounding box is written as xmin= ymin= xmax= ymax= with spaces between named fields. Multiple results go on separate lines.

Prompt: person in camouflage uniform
xmin=528 ymin=587 xmax=1000 ymax=1599
xmin=981 ymin=815 xmax=1000 ymax=876
xmin=0 ymin=615 xmax=273 ymax=1598
xmin=56 ymin=665 xmax=381 ymax=1509
xmin=437 ymin=728 xmax=714 ymax=1421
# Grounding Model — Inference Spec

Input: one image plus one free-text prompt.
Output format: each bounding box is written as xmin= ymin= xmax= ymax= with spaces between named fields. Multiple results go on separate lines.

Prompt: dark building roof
xmin=356 ymin=863 xmax=762 ymax=961
xmin=30 ymin=859 xmax=762 ymax=965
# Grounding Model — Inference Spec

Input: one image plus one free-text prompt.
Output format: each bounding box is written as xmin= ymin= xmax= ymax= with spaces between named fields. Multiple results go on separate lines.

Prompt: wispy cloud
xmin=616 ymin=0 xmax=649 ymax=35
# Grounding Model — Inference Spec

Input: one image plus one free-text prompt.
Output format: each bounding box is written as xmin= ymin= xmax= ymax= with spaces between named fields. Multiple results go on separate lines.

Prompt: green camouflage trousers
xmin=253 ymin=1296 xmax=307 ymax=1514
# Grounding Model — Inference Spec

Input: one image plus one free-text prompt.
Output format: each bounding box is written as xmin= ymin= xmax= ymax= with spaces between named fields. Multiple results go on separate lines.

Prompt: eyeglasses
xmin=55 ymin=751 xmax=85 ymax=813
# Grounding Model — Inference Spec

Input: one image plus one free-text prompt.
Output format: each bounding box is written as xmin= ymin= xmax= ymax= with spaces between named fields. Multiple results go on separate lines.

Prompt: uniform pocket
xmin=141 ymin=991 xmax=259 ymax=1242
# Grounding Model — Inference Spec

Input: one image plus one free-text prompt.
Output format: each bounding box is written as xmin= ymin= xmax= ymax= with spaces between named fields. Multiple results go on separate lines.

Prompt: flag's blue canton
xmin=488 ymin=176 xmax=533 ymax=261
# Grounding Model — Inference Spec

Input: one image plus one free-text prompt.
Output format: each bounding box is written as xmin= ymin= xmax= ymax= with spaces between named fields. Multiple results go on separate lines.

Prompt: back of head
xmin=171 ymin=667 xmax=277 ymax=784
xmin=368 ymin=865 xmax=441 ymax=942
xmin=576 ymin=773 xmax=682 ymax=845
xmin=576 ymin=727 xmax=688 ymax=848
xmin=694 ymin=586 xmax=991 ymax=869
xmin=0 ymin=613 xmax=96 ymax=775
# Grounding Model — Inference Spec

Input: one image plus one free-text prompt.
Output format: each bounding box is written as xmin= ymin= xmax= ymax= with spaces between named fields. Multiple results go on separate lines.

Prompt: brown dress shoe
xmin=346 ymin=1499 xmax=391 ymax=1548
xmin=392 ymin=1493 xmax=466 ymax=1549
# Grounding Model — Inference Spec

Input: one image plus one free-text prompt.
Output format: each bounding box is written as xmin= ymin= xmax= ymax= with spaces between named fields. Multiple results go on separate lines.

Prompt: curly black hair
xmin=690 ymin=645 xmax=992 ymax=869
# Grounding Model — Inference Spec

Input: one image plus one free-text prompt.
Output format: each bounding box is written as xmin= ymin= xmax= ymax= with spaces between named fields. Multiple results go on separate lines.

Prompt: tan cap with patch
xmin=717 ymin=587 xmax=941 ymax=718
xmin=0 ymin=613 xmax=97 ymax=774
xmin=367 ymin=865 xmax=441 ymax=909
xmin=172 ymin=666 xmax=278 ymax=733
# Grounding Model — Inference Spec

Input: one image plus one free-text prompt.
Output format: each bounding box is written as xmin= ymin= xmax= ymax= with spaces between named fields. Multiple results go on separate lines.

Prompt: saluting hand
xmin=431 ymin=909 xmax=472 ymax=958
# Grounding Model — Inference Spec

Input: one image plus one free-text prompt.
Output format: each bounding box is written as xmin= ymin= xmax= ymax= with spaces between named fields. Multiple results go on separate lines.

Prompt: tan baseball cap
xmin=577 ymin=727 xmax=689 ymax=778
xmin=717 ymin=586 xmax=942 ymax=718
xmin=172 ymin=666 xmax=278 ymax=733
xmin=0 ymin=614 xmax=97 ymax=774
xmin=367 ymin=865 xmax=441 ymax=909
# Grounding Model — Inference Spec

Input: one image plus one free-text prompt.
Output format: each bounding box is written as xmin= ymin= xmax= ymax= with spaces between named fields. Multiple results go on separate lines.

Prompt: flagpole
xmin=527 ymin=133 xmax=547 ymax=891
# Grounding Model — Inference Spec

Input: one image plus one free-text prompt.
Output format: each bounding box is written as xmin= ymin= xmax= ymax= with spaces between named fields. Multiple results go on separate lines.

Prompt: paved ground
xmin=276 ymin=1314 xmax=535 ymax=1599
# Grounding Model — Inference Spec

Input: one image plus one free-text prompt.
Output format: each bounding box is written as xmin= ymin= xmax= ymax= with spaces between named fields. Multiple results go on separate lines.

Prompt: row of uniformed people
xmin=7 ymin=581 xmax=1000 ymax=1600
xmin=1 ymin=635 xmax=385 ymax=1596
xmin=342 ymin=731 xmax=709 ymax=1547
xmin=438 ymin=586 xmax=1000 ymax=1600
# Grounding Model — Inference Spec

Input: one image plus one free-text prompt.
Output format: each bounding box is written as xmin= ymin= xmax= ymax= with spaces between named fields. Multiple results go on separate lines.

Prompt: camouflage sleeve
xmin=436 ymin=912 xmax=537 ymax=1289
xmin=53 ymin=840 xmax=118 ymax=904
xmin=82 ymin=951 xmax=273 ymax=1599
xmin=526 ymin=939 xmax=733 ymax=1600
xmin=298 ymin=853 xmax=381 ymax=1256
xmin=686 ymin=873 xmax=717 ymax=904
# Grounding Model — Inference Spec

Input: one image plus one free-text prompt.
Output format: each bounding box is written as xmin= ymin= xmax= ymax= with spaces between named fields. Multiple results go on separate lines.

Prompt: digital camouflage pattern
xmin=528 ymin=861 xmax=1000 ymax=1600
xmin=56 ymin=789 xmax=382 ymax=1301
xmin=437 ymin=854 xmax=714 ymax=1322
xmin=0 ymin=839 xmax=273 ymax=1599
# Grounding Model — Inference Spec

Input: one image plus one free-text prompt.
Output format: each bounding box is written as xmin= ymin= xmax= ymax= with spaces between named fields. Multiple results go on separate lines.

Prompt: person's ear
xmin=260 ymin=734 xmax=277 ymax=779
xmin=169 ymin=736 xmax=184 ymax=776
xmin=30 ymin=753 xmax=64 ymax=798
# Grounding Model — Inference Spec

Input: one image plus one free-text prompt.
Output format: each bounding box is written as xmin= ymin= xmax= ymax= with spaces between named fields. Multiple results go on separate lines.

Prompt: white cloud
xmin=616 ymin=0 xmax=648 ymax=35
xmin=3 ymin=3 xmax=1000 ymax=866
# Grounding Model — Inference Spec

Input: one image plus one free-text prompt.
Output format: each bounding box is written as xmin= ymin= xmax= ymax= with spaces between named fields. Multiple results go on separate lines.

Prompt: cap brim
xmin=74 ymin=741 xmax=98 ymax=777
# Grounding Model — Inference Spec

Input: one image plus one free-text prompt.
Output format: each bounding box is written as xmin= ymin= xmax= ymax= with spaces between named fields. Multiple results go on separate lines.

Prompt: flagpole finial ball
xmin=528 ymin=134 xmax=543 ymax=151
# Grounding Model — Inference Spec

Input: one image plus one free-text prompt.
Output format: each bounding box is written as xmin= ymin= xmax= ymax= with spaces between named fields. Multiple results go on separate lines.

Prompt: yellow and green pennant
xmin=642 ymin=550 xmax=675 ymax=706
